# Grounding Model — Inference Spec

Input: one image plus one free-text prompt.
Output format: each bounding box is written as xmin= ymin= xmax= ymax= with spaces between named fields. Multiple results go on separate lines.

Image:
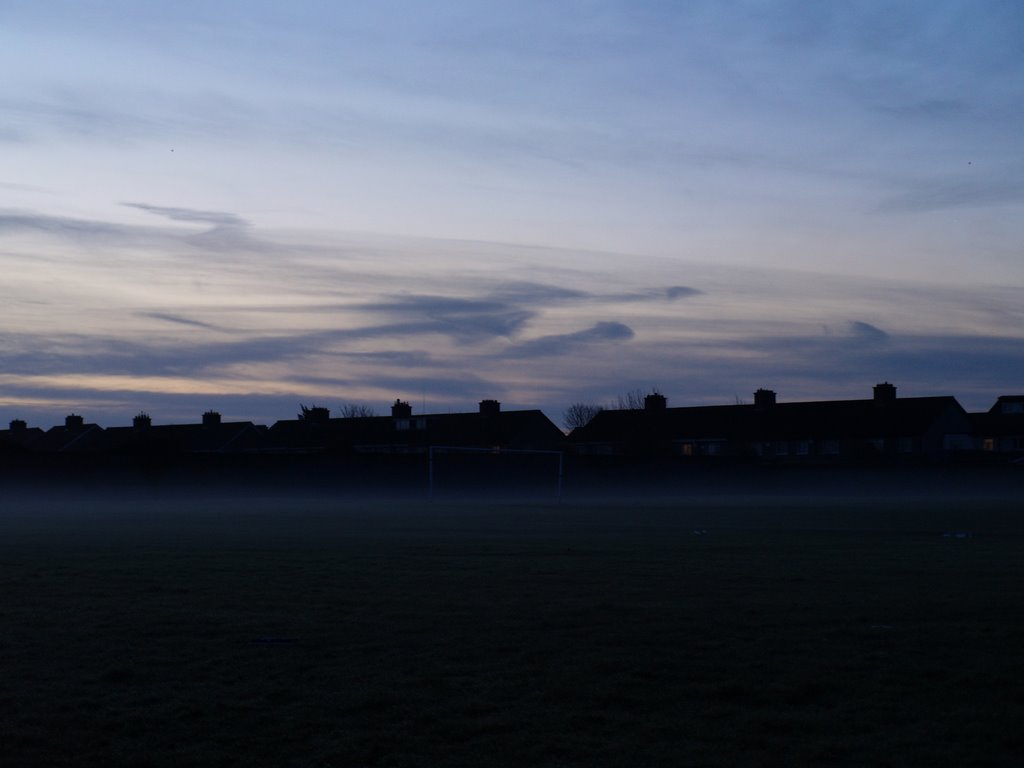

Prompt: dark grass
xmin=2 ymin=493 xmax=1023 ymax=766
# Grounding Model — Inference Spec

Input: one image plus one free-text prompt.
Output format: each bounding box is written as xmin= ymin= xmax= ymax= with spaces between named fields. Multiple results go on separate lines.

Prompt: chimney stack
xmin=9 ymin=419 xmax=27 ymax=432
xmin=391 ymin=399 xmax=412 ymax=418
xmin=873 ymin=382 xmax=897 ymax=402
xmin=479 ymin=399 xmax=501 ymax=417
xmin=753 ymin=389 xmax=776 ymax=409
xmin=133 ymin=412 xmax=152 ymax=429
xmin=65 ymin=413 xmax=84 ymax=429
xmin=203 ymin=410 xmax=222 ymax=427
xmin=644 ymin=392 xmax=667 ymax=411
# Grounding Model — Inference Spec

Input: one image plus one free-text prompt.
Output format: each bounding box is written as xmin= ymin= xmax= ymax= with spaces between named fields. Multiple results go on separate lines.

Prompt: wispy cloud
xmin=848 ymin=320 xmax=890 ymax=343
xmin=665 ymin=286 xmax=703 ymax=300
xmin=506 ymin=321 xmax=635 ymax=358
xmin=488 ymin=282 xmax=589 ymax=303
xmin=874 ymin=98 xmax=969 ymax=120
xmin=138 ymin=312 xmax=225 ymax=332
xmin=878 ymin=174 xmax=1024 ymax=213
xmin=1 ymin=204 xmax=1021 ymax=424
xmin=122 ymin=202 xmax=247 ymax=227
xmin=0 ymin=210 xmax=137 ymax=240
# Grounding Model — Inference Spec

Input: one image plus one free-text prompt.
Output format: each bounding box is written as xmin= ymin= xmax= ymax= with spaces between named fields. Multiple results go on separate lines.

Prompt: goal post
xmin=427 ymin=445 xmax=564 ymax=501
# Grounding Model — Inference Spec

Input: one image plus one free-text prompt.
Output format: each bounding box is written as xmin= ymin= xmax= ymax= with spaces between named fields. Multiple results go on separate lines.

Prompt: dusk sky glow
xmin=2 ymin=1 xmax=1022 ymax=426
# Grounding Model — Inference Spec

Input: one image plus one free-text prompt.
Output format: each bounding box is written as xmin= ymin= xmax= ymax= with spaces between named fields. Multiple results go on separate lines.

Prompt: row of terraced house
xmin=1 ymin=384 xmax=1022 ymax=463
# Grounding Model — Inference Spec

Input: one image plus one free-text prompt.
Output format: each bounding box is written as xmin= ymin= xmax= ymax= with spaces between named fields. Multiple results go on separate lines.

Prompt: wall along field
xmin=2 ymin=491 xmax=1023 ymax=766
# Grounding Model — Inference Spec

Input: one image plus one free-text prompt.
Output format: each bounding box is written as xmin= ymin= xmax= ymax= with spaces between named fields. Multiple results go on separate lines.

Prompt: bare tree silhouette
xmin=615 ymin=389 xmax=647 ymax=410
xmin=563 ymin=402 xmax=603 ymax=430
xmin=338 ymin=403 xmax=377 ymax=418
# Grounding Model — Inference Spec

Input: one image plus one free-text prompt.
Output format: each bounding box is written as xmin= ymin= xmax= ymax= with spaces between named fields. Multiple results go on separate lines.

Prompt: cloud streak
xmin=506 ymin=321 xmax=635 ymax=358
xmin=122 ymin=202 xmax=248 ymax=227
xmin=848 ymin=321 xmax=890 ymax=343
xmin=878 ymin=174 xmax=1024 ymax=213
xmin=1 ymin=201 xmax=1021 ymax=425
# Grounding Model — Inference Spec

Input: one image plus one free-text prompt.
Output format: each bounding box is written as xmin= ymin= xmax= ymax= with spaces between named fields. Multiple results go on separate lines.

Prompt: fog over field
xmin=2 ymin=487 xmax=1023 ymax=766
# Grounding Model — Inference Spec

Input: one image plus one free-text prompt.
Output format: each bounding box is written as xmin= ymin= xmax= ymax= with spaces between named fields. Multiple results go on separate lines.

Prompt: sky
xmin=2 ymin=0 xmax=1023 ymax=428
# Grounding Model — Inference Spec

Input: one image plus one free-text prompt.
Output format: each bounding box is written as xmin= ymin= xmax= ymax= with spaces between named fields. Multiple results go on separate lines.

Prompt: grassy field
xmin=1 ymin=493 xmax=1023 ymax=766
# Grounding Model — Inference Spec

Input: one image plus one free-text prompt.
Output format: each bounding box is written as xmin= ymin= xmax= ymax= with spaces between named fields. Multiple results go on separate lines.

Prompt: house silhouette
xmin=266 ymin=399 xmax=565 ymax=454
xmin=99 ymin=411 xmax=266 ymax=455
xmin=569 ymin=383 xmax=975 ymax=461
xmin=2 ymin=386 xmax=1021 ymax=477
xmin=970 ymin=396 xmax=1024 ymax=455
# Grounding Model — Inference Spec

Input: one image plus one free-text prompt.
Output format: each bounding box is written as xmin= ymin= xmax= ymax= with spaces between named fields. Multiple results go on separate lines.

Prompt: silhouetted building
xmin=40 ymin=415 xmax=105 ymax=452
xmin=100 ymin=413 xmax=265 ymax=454
xmin=265 ymin=399 xmax=565 ymax=454
xmin=0 ymin=419 xmax=46 ymax=455
xmin=969 ymin=396 xmax=1024 ymax=455
xmin=569 ymin=384 xmax=972 ymax=461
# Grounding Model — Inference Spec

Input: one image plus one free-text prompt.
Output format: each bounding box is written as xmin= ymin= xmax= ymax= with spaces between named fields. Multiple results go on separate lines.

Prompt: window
xmin=899 ymin=438 xmax=913 ymax=454
xmin=822 ymin=440 xmax=840 ymax=455
xmin=796 ymin=441 xmax=809 ymax=456
xmin=982 ymin=438 xmax=994 ymax=452
xmin=394 ymin=419 xmax=410 ymax=431
xmin=681 ymin=443 xmax=693 ymax=456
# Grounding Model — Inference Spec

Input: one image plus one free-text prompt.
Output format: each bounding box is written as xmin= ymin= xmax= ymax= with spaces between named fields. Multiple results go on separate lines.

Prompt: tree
xmin=614 ymin=388 xmax=647 ymax=410
xmin=338 ymin=403 xmax=377 ymax=418
xmin=563 ymin=402 xmax=603 ymax=430
xmin=297 ymin=404 xmax=330 ymax=422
